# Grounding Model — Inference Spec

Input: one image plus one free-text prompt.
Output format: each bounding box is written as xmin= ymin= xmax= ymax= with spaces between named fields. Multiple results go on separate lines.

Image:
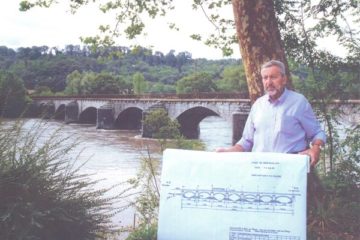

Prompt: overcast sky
xmin=1 ymin=1 xmax=346 ymax=59
xmin=0 ymin=0 xmax=241 ymax=59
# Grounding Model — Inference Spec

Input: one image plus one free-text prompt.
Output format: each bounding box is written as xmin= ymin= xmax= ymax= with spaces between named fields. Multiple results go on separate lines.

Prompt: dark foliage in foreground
xmin=0 ymin=120 xmax=118 ymax=240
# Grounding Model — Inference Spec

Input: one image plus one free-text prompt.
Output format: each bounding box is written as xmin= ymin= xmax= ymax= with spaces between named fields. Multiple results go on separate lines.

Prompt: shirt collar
xmin=267 ymin=88 xmax=288 ymax=104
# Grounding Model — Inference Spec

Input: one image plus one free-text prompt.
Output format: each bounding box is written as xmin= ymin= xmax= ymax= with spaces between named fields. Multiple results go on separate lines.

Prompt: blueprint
xmin=157 ymin=149 xmax=310 ymax=240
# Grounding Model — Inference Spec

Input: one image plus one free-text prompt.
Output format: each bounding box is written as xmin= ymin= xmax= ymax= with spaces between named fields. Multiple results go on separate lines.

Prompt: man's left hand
xmin=299 ymin=147 xmax=321 ymax=167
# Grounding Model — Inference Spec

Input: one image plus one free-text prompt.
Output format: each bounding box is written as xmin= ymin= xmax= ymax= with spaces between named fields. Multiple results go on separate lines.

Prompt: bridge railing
xmin=30 ymin=92 xmax=250 ymax=100
xmin=30 ymin=93 xmax=360 ymax=104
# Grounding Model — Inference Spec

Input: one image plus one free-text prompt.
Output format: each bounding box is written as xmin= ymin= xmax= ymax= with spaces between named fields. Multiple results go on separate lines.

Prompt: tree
xmin=217 ymin=65 xmax=248 ymax=94
xmin=0 ymin=71 xmax=29 ymax=117
xmin=33 ymin=85 xmax=53 ymax=96
xmin=231 ymin=0 xmax=293 ymax=102
xmin=132 ymin=72 xmax=147 ymax=94
xmin=65 ymin=71 xmax=131 ymax=95
xmin=164 ymin=50 xmax=177 ymax=68
xmin=175 ymin=51 xmax=192 ymax=72
xmin=176 ymin=72 xmax=217 ymax=94
xmin=64 ymin=70 xmax=84 ymax=95
xmin=0 ymin=46 xmax=16 ymax=69
xmin=148 ymin=82 xmax=176 ymax=94
xmin=88 ymin=72 xmax=128 ymax=94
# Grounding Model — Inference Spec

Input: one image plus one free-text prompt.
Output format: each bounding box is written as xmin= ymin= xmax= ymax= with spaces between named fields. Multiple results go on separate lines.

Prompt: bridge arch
xmin=79 ymin=107 xmax=97 ymax=124
xmin=176 ymin=106 xmax=219 ymax=139
xmin=54 ymin=104 xmax=66 ymax=120
xmin=115 ymin=107 xmax=143 ymax=130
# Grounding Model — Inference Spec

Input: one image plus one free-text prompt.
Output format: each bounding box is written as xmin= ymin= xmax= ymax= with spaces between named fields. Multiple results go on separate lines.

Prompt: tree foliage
xmin=0 ymin=71 xmax=29 ymax=117
xmin=307 ymin=126 xmax=360 ymax=239
xmin=64 ymin=70 xmax=131 ymax=95
xmin=176 ymin=72 xmax=217 ymax=94
xmin=132 ymin=72 xmax=147 ymax=94
xmin=0 ymin=45 xmax=243 ymax=95
xmin=216 ymin=65 xmax=248 ymax=94
xmin=18 ymin=0 xmax=360 ymax=100
xmin=142 ymin=109 xmax=181 ymax=139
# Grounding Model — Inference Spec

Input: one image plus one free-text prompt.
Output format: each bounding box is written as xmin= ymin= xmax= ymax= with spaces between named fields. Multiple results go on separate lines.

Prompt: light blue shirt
xmin=238 ymin=88 xmax=326 ymax=153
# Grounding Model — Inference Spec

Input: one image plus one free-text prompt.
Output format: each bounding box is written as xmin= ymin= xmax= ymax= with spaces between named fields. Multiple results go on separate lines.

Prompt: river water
xmin=12 ymin=116 xmax=232 ymax=232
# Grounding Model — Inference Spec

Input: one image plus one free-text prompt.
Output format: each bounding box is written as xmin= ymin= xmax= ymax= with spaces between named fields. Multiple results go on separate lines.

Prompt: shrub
xmin=308 ymin=159 xmax=360 ymax=239
xmin=142 ymin=109 xmax=181 ymax=139
xmin=0 ymin=120 xmax=118 ymax=240
xmin=308 ymin=124 xmax=360 ymax=239
xmin=126 ymin=223 xmax=157 ymax=240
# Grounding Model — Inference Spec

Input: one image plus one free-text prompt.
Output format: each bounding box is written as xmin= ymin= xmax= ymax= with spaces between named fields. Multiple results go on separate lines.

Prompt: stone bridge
xmin=32 ymin=96 xmax=251 ymax=142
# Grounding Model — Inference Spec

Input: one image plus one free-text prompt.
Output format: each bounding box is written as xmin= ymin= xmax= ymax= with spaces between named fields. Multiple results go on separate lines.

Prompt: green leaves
xmin=19 ymin=0 xmax=54 ymax=11
xmin=143 ymin=108 xmax=181 ymax=139
xmin=132 ymin=72 xmax=148 ymax=94
xmin=176 ymin=72 xmax=217 ymax=94
xmin=19 ymin=1 xmax=34 ymax=11
xmin=216 ymin=64 xmax=248 ymax=94
xmin=0 ymin=71 xmax=29 ymax=118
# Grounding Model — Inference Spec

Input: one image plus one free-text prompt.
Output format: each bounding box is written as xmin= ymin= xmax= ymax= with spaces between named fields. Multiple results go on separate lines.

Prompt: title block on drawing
xmin=157 ymin=149 xmax=310 ymax=240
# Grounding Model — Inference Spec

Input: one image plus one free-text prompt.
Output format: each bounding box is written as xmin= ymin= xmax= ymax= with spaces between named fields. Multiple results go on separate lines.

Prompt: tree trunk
xmin=232 ymin=0 xmax=292 ymax=103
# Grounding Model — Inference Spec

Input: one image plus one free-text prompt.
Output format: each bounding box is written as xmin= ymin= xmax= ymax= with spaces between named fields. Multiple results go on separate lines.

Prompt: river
xmin=12 ymin=116 xmax=232 ymax=233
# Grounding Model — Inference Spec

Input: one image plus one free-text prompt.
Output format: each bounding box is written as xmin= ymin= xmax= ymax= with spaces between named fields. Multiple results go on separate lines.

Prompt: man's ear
xmin=282 ymin=75 xmax=288 ymax=85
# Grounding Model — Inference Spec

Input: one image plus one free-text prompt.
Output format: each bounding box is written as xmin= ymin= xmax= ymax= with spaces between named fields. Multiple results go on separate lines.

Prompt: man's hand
xmin=299 ymin=145 xmax=322 ymax=167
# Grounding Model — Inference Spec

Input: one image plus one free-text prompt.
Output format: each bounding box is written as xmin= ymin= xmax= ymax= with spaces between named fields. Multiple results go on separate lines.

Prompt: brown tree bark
xmin=232 ymin=0 xmax=292 ymax=103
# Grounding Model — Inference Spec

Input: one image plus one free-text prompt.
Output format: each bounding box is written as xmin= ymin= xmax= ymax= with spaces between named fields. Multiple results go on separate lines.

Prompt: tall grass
xmin=0 ymin=119 xmax=119 ymax=239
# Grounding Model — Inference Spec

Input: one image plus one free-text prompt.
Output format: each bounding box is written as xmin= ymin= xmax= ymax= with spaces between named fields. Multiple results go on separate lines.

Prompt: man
xmin=217 ymin=60 xmax=326 ymax=167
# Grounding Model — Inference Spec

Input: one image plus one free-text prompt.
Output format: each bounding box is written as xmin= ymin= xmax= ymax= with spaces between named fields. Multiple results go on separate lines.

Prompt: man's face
xmin=261 ymin=66 xmax=287 ymax=100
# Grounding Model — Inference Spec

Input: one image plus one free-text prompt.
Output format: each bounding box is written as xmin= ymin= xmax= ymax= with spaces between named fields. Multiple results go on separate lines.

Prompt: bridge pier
xmin=180 ymin=122 xmax=200 ymax=139
xmin=65 ymin=101 xmax=79 ymax=124
xmin=232 ymin=112 xmax=249 ymax=145
xmin=39 ymin=102 xmax=55 ymax=119
xmin=141 ymin=111 xmax=151 ymax=138
xmin=97 ymin=104 xmax=115 ymax=129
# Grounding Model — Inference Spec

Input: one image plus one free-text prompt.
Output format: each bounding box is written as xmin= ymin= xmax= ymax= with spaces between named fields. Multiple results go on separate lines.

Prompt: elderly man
xmin=217 ymin=60 xmax=326 ymax=166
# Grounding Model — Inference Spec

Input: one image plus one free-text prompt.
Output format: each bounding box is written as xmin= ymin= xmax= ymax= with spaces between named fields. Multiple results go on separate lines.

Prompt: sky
xmin=0 ymin=0 xmax=241 ymax=59
xmin=0 ymin=1 xmax=347 ymax=59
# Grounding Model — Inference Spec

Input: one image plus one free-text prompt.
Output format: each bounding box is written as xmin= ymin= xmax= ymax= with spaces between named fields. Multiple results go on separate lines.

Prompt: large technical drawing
xmin=166 ymin=185 xmax=300 ymax=214
xmin=157 ymin=149 xmax=309 ymax=240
